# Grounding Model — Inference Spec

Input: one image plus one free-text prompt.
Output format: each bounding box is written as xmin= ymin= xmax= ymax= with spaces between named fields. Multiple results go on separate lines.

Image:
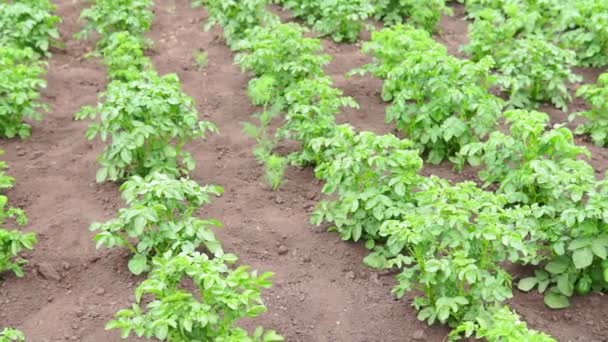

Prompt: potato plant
xmin=107 ymin=252 xmax=283 ymax=341
xmin=76 ymin=0 xmax=153 ymax=48
xmin=310 ymin=126 xmax=423 ymax=243
xmin=450 ymin=306 xmax=556 ymax=341
xmin=274 ymin=0 xmax=374 ymax=42
xmin=458 ymin=110 xmax=608 ymax=308
xmin=374 ymin=0 xmax=451 ymax=32
xmin=76 ymin=72 xmax=218 ymax=182
xmin=494 ymin=37 xmax=580 ymax=110
xmin=571 ymin=73 xmax=608 ymax=146
xmin=193 ymin=0 xmax=278 ymax=48
xmin=377 ymin=178 xmax=537 ymax=326
xmin=0 ymin=328 xmax=25 ymax=342
xmin=559 ymin=0 xmax=608 ymax=67
xmin=0 ymin=47 xmax=47 ymax=139
xmin=0 ymin=0 xmax=61 ymax=57
xmin=236 ymin=23 xmax=330 ymax=97
xmin=90 ymin=173 xmax=224 ymax=275
xmin=278 ymin=76 xmax=357 ymax=165
xmin=355 ymin=25 xmax=503 ymax=164
xmin=100 ymin=32 xmax=153 ymax=82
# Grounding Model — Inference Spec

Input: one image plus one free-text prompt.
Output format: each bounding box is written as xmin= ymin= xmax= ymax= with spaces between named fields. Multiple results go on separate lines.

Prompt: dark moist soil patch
xmin=0 ymin=1 xmax=607 ymax=341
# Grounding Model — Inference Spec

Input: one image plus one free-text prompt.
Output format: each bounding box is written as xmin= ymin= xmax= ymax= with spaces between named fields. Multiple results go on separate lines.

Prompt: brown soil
xmin=0 ymin=1 xmax=607 ymax=341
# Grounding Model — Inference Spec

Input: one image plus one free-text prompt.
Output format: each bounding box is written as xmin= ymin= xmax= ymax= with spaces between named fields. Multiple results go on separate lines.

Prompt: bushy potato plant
xmin=0 ymin=47 xmax=47 ymax=139
xmin=90 ymin=173 xmax=224 ymax=275
xmin=107 ymin=252 xmax=283 ymax=341
xmin=571 ymin=73 xmax=608 ymax=146
xmin=76 ymin=72 xmax=218 ymax=182
xmin=0 ymin=0 xmax=61 ymax=57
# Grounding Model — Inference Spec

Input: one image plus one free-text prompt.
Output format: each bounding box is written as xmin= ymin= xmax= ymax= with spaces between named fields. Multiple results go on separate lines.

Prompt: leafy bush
xmin=275 ymin=0 xmax=374 ymax=42
xmin=0 ymin=328 xmax=25 ymax=342
xmin=90 ymin=173 xmax=224 ymax=275
xmin=77 ymin=0 xmax=153 ymax=48
xmin=356 ymin=25 xmax=503 ymax=164
xmin=76 ymin=72 xmax=218 ymax=182
xmin=458 ymin=110 xmax=608 ymax=308
xmin=458 ymin=110 xmax=592 ymax=204
xmin=377 ymin=178 xmax=537 ymax=326
xmin=571 ymin=73 xmax=608 ymax=146
xmin=107 ymin=252 xmax=283 ymax=341
xmin=194 ymin=0 xmax=278 ymax=48
xmin=278 ymin=77 xmax=357 ymax=165
xmin=236 ymin=23 xmax=330 ymax=95
xmin=310 ymin=126 xmax=423 ymax=243
xmin=0 ymin=0 xmax=61 ymax=57
xmin=0 ymin=47 xmax=47 ymax=139
xmin=557 ymin=0 xmax=608 ymax=67
xmin=100 ymin=32 xmax=153 ymax=82
xmin=450 ymin=306 xmax=556 ymax=341
xmin=374 ymin=0 xmax=451 ymax=31
xmin=494 ymin=37 xmax=580 ymax=110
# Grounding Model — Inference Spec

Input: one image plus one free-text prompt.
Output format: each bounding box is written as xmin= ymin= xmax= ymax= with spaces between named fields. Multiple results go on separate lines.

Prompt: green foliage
xmin=90 ymin=173 xmax=224 ymax=275
xmin=236 ymin=23 xmax=356 ymax=189
xmin=193 ymin=0 xmax=278 ymax=48
xmin=310 ymin=126 xmax=423 ymax=242
xmin=76 ymin=0 xmax=153 ymax=48
xmin=458 ymin=110 xmax=592 ymax=204
xmin=461 ymin=0 xmax=608 ymax=67
xmin=458 ymin=110 xmax=608 ymax=307
xmin=494 ymin=37 xmax=580 ymax=110
xmin=450 ymin=306 xmax=556 ymax=341
xmin=559 ymin=0 xmax=608 ymax=67
xmin=0 ymin=153 xmax=37 ymax=278
xmin=356 ymin=25 xmax=503 ymax=164
xmin=193 ymin=50 xmax=208 ymax=70
xmin=0 ymin=328 xmax=25 ymax=342
xmin=242 ymin=108 xmax=287 ymax=190
xmin=75 ymin=72 xmax=218 ymax=182
xmin=572 ymin=73 xmax=608 ymax=146
xmin=279 ymin=77 xmax=357 ymax=165
xmin=374 ymin=0 xmax=451 ymax=31
xmin=100 ymin=32 xmax=153 ymax=82
xmin=236 ymin=23 xmax=330 ymax=95
xmin=276 ymin=0 xmax=374 ymax=42
xmin=377 ymin=178 xmax=537 ymax=326
xmin=106 ymin=252 xmax=283 ymax=342
xmin=0 ymin=0 xmax=61 ymax=57
xmin=0 ymin=47 xmax=47 ymax=139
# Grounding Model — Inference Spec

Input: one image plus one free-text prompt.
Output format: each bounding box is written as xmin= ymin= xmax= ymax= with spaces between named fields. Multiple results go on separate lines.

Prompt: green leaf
xmin=545 ymin=260 xmax=568 ymax=274
xmin=544 ymin=292 xmax=570 ymax=309
xmin=127 ymin=254 xmax=148 ymax=275
xmin=517 ymin=277 xmax=538 ymax=292
xmin=572 ymin=248 xmax=594 ymax=269
xmin=96 ymin=167 xmax=108 ymax=183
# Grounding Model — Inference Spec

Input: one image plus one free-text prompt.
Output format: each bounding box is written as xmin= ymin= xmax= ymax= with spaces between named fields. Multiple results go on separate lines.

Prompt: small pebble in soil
xmin=412 ymin=329 xmax=426 ymax=340
xmin=37 ymin=262 xmax=62 ymax=281
xmin=277 ymin=245 xmax=289 ymax=255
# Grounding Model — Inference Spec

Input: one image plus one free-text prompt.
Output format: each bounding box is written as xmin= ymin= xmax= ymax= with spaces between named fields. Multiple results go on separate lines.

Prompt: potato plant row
xmin=0 ymin=0 xmax=60 ymax=139
xmin=273 ymin=0 xmax=450 ymax=42
xmin=193 ymin=0 xmax=555 ymax=340
xmin=355 ymin=22 xmax=608 ymax=310
xmin=73 ymin=0 xmax=282 ymax=341
xmin=0 ymin=0 xmax=60 ymax=339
